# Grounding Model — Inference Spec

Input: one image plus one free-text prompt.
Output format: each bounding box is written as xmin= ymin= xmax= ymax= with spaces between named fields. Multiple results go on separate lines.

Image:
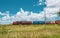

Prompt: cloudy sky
xmin=0 ymin=0 xmax=60 ymax=24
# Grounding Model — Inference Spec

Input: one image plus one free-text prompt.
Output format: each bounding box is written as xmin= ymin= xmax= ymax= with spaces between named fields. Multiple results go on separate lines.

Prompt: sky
xmin=0 ymin=0 xmax=60 ymax=24
xmin=0 ymin=0 xmax=46 ymax=15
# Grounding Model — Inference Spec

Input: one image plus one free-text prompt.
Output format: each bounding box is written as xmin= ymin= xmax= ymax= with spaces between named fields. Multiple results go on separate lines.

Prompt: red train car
xmin=20 ymin=21 xmax=32 ymax=25
xmin=55 ymin=20 xmax=60 ymax=24
xmin=45 ymin=21 xmax=51 ymax=24
xmin=45 ymin=21 xmax=55 ymax=24
xmin=13 ymin=21 xmax=19 ymax=25
xmin=12 ymin=21 xmax=32 ymax=25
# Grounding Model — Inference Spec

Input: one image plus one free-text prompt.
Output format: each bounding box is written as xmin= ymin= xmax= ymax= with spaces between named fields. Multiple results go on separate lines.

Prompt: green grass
xmin=0 ymin=24 xmax=60 ymax=38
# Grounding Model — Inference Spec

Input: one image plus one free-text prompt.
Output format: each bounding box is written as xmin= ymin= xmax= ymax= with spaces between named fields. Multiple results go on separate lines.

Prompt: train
xmin=12 ymin=20 xmax=60 ymax=25
xmin=13 ymin=21 xmax=32 ymax=25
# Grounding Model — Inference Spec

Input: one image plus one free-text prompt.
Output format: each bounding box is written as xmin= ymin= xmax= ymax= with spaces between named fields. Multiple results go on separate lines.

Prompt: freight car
xmin=45 ymin=21 xmax=51 ymax=24
xmin=13 ymin=21 xmax=32 ymax=25
xmin=45 ymin=21 xmax=55 ymax=24
xmin=32 ymin=21 xmax=45 ymax=24
xmin=12 ymin=20 xmax=60 ymax=25
xmin=55 ymin=20 xmax=60 ymax=24
xmin=13 ymin=21 xmax=19 ymax=25
xmin=20 ymin=21 xmax=32 ymax=25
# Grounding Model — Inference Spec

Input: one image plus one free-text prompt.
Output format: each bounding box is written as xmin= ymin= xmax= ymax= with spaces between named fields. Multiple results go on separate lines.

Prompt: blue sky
xmin=0 ymin=0 xmax=46 ymax=15
xmin=0 ymin=0 xmax=60 ymax=24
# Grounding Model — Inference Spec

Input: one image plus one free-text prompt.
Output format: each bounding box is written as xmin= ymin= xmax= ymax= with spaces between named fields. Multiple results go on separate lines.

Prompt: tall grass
xmin=0 ymin=24 xmax=60 ymax=38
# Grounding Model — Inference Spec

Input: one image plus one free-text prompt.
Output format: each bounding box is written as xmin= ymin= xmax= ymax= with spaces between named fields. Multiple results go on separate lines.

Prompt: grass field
xmin=0 ymin=24 xmax=60 ymax=38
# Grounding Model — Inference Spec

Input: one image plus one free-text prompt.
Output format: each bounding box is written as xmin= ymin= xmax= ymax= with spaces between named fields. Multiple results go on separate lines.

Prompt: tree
xmin=57 ymin=10 xmax=60 ymax=17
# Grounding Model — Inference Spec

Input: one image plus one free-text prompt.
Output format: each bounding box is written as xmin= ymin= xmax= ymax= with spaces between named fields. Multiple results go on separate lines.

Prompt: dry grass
xmin=0 ymin=24 xmax=60 ymax=38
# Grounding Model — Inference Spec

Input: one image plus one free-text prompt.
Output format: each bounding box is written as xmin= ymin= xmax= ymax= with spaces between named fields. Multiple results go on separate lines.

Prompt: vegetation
xmin=0 ymin=24 xmax=60 ymax=38
xmin=57 ymin=10 xmax=60 ymax=17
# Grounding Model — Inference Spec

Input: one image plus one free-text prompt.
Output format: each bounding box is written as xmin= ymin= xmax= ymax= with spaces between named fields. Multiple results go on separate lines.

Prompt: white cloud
xmin=0 ymin=12 xmax=6 ymax=16
xmin=46 ymin=0 xmax=60 ymax=7
xmin=15 ymin=8 xmax=44 ymax=21
xmin=45 ymin=0 xmax=60 ymax=21
xmin=38 ymin=0 xmax=46 ymax=5
xmin=44 ymin=7 xmax=59 ymax=14
xmin=0 ymin=7 xmax=59 ymax=24
xmin=2 ymin=15 xmax=10 ymax=21
xmin=0 ymin=11 xmax=10 ymax=16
